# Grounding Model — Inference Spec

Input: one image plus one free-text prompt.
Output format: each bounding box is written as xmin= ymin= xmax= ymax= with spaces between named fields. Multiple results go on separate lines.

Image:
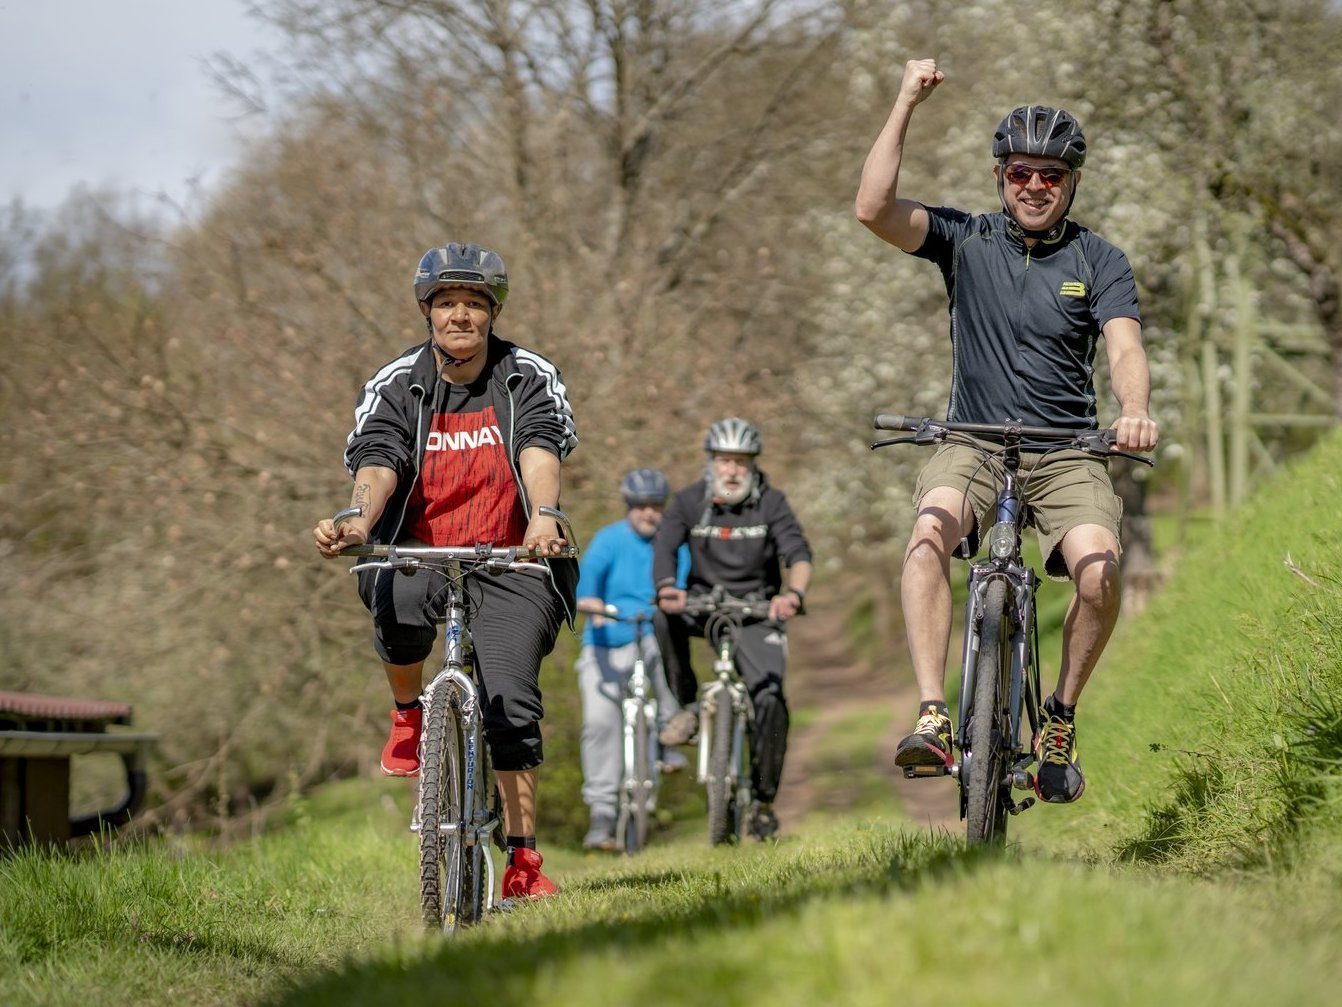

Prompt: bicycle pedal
xmin=903 ymin=764 xmax=950 ymax=779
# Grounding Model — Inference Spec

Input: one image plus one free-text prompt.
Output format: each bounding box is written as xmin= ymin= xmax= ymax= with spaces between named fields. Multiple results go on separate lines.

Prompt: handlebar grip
xmin=873 ymin=414 xmax=916 ymax=431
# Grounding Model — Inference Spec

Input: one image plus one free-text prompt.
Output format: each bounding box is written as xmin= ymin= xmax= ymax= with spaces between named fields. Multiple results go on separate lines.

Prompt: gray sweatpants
xmin=575 ymin=635 xmax=680 ymax=817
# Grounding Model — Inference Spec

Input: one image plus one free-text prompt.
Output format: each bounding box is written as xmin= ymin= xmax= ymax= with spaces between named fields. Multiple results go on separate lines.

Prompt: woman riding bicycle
xmin=652 ymin=418 xmax=813 ymax=839
xmin=312 ymin=242 xmax=577 ymax=898
xmin=855 ymin=59 xmax=1160 ymax=804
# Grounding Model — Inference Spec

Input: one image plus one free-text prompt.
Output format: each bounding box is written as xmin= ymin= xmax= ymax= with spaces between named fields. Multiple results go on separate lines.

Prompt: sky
xmin=1 ymin=0 xmax=284 ymax=214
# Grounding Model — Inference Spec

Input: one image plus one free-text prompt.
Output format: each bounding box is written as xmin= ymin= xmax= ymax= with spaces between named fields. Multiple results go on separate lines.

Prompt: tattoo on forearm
xmin=353 ymin=483 xmax=371 ymax=513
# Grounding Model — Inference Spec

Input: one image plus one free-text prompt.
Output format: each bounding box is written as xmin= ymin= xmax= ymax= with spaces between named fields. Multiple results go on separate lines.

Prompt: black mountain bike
xmin=872 ymin=415 xmax=1152 ymax=844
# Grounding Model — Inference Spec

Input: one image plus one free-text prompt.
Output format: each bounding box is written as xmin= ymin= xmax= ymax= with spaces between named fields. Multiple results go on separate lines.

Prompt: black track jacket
xmin=342 ymin=334 xmax=579 ymax=622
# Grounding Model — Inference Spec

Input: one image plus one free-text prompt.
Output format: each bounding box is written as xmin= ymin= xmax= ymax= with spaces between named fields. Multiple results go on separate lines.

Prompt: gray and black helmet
xmin=414 ymin=243 xmax=509 ymax=311
xmin=620 ymin=468 xmax=670 ymax=506
xmin=991 ymin=105 xmax=1087 ymax=169
xmin=704 ymin=417 xmax=762 ymax=456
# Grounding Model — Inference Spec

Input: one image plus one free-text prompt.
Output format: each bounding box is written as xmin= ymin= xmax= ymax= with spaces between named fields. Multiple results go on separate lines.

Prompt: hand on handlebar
xmin=523 ymin=512 xmax=569 ymax=557
xmin=313 ymin=511 xmax=370 ymax=558
xmin=768 ymin=591 xmax=802 ymax=623
xmin=1111 ymin=413 xmax=1159 ymax=454
xmin=657 ymin=587 xmax=687 ymax=615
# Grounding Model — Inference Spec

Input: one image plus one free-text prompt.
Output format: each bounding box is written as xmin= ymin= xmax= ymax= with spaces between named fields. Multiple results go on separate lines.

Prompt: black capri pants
xmin=357 ymin=563 xmax=566 ymax=772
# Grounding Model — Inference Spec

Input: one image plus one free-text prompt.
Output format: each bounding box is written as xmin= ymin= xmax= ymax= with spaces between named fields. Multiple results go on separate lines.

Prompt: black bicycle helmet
xmin=991 ymin=105 xmax=1087 ymax=168
xmin=704 ymin=417 xmax=762 ymax=456
xmin=620 ymin=468 xmax=670 ymax=506
xmin=414 ymin=243 xmax=509 ymax=311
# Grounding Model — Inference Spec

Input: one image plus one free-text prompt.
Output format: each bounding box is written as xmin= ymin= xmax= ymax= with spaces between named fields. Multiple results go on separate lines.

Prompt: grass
xmin=1016 ymin=428 xmax=1342 ymax=869
xmin=6 ymin=431 xmax=1342 ymax=1006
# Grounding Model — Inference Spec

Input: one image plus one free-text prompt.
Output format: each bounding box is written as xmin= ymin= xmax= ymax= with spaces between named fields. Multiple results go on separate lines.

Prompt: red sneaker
xmin=501 ymin=847 xmax=558 ymax=900
xmin=380 ymin=707 xmax=421 ymax=777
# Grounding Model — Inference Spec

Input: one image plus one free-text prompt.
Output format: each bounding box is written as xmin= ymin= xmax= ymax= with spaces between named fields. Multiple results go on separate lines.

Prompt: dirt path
xmin=773 ymin=588 xmax=959 ymax=834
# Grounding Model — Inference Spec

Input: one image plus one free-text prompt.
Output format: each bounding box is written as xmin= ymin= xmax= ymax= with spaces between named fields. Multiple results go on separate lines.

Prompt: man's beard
xmin=712 ymin=472 xmax=752 ymax=505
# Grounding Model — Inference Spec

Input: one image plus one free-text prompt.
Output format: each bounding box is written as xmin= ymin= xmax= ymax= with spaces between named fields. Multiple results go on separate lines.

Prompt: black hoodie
xmin=652 ymin=471 xmax=811 ymax=599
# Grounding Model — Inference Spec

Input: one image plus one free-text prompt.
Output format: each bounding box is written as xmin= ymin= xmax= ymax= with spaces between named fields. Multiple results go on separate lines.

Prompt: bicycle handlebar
xmin=871 ymin=414 xmax=1154 ymax=467
xmin=680 ymin=588 xmax=773 ymax=622
xmin=330 ymin=505 xmax=581 ymax=568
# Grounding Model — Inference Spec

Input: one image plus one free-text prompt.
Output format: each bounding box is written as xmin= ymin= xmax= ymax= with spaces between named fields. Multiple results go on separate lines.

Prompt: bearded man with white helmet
xmin=652 ymin=418 xmax=813 ymax=840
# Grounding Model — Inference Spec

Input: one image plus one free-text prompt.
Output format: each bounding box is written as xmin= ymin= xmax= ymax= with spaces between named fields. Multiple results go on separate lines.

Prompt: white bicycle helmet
xmin=703 ymin=417 xmax=762 ymax=456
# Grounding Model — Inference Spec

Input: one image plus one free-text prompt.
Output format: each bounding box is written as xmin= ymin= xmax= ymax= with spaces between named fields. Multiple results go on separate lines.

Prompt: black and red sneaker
xmin=894 ymin=703 xmax=955 ymax=773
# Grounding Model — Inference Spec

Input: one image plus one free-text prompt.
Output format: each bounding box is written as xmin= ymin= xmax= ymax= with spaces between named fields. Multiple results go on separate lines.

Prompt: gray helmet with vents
xmin=414 ymin=243 xmax=509 ymax=310
xmin=991 ymin=105 xmax=1087 ymax=168
xmin=620 ymin=468 xmax=670 ymax=506
xmin=704 ymin=417 xmax=762 ymax=456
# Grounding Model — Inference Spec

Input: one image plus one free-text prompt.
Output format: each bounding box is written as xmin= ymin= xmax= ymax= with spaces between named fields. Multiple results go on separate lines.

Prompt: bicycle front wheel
xmin=620 ymin=705 xmax=653 ymax=854
xmin=964 ymin=578 xmax=1012 ymax=845
xmin=418 ymin=688 xmax=467 ymax=931
xmin=706 ymin=693 xmax=736 ymax=846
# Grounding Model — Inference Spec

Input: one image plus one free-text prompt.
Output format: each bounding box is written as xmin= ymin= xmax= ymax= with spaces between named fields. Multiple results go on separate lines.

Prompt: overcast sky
xmin=1 ymin=0 xmax=284 ymax=213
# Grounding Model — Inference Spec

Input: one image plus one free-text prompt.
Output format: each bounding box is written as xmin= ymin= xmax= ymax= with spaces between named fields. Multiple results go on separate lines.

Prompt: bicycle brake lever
xmin=1111 ymin=449 xmax=1156 ymax=467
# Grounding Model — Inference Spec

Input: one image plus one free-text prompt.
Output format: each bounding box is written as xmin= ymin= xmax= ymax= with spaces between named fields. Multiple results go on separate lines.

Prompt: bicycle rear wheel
xmin=964 ymin=578 xmax=1011 ymax=845
xmin=706 ymin=691 xmax=736 ymax=846
xmin=418 ymin=687 xmax=467 ymax=931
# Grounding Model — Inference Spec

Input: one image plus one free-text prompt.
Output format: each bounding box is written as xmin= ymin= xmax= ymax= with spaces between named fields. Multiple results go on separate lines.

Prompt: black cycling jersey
xmin=912 ymin=207 xmax=1142 ymax=429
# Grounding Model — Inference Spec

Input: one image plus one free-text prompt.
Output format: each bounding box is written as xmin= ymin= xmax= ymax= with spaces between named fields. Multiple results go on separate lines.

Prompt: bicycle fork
xmin=412 ymin=665 xmax=500 ymax=912
xmin=696 ymin=678 xmax=747 ymax=788
xmin=955 ymin=569 xmax=1040 ymax=817
xmin=621 ymin=689 xmax=658 ymax=809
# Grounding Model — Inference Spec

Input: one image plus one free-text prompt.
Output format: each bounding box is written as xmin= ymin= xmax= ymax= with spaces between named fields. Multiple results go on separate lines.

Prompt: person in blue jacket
xmin=574 ymin=468 xmax=688 ymax=850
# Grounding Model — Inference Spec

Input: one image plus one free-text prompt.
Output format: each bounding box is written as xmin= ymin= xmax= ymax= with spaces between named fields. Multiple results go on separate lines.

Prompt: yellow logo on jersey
xmin=1059 ymin=281 xmax=1087 ymax=297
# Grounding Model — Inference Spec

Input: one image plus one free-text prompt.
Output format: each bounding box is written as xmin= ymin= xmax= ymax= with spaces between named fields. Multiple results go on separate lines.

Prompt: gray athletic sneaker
xmin=658 ymin=709 xmax=699 ymax=747
xmin=747 ymin=800 xmax=779 ymax=840
xmin=582 ymin=811 xmax=617 ymax=852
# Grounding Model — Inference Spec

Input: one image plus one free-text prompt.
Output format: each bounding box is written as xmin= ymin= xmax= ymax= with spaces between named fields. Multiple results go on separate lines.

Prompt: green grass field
xmin=4 ymin=430 xmax=1342 ymax=1007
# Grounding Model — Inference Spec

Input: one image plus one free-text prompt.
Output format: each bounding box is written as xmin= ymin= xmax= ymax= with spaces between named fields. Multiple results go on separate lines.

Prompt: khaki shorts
xmin=912 ymin=441 xmax=1123 ymax=582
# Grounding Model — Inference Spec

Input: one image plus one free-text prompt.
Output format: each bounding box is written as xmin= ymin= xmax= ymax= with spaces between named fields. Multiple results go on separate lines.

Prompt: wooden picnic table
xmin=0 ymin=690 xmax=158 ymax=848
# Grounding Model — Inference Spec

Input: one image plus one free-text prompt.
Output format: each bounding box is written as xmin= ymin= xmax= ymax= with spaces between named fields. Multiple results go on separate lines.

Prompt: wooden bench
xmin=0 ymin=691 xmax=158 ymax=848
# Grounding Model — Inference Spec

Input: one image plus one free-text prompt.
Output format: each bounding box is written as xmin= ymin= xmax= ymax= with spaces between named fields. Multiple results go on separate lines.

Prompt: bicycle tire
xmin=418 ymin=689 xmax=467 ymax=931
xmin=706 ymin=691 xmax=736 ymax=846
xmin=733 ymin=712 xmax=752 ymax=843
xmin=964 ymin=578 xmax=1011 ymax=845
